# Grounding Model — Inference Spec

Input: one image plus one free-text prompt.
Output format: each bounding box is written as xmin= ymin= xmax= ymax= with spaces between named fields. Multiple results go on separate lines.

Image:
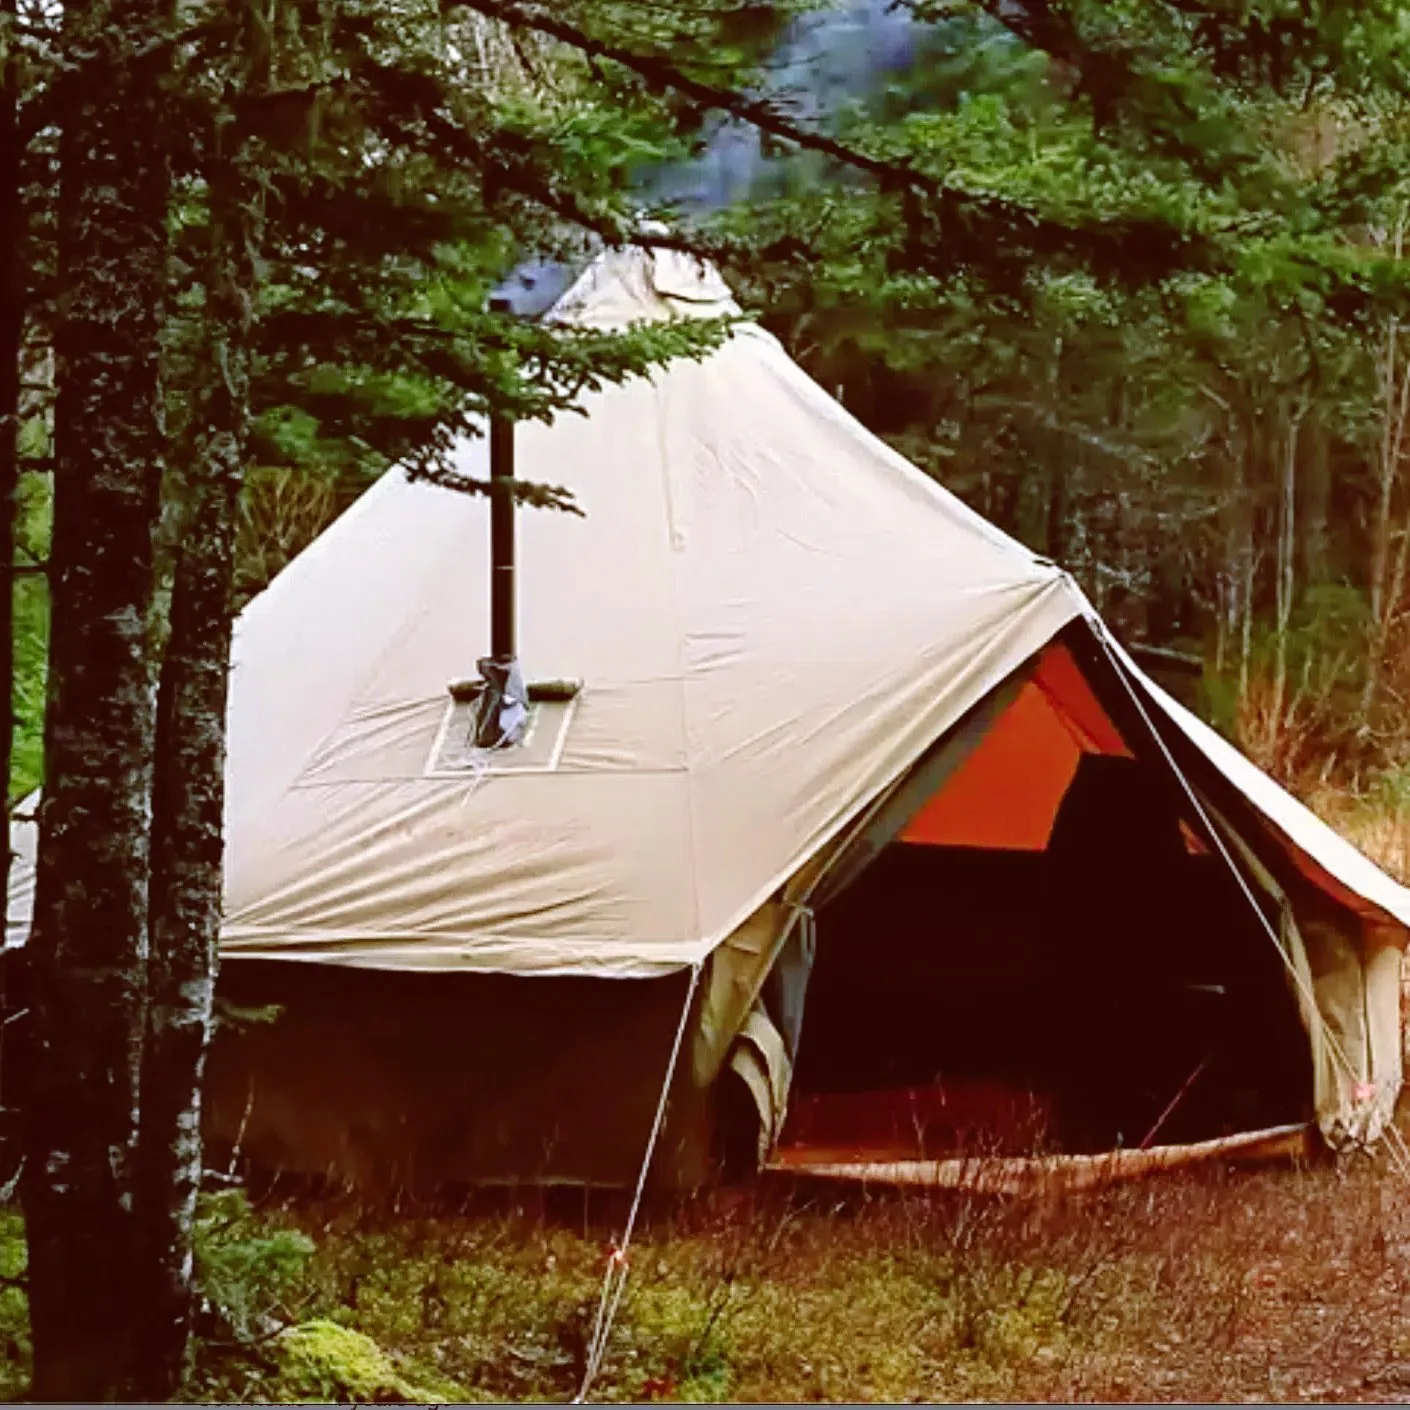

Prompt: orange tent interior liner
xmin=900 ymin=643 xmax=1133 ymax=852
xmin=898 ymin=640 xmax=1380 ymax=916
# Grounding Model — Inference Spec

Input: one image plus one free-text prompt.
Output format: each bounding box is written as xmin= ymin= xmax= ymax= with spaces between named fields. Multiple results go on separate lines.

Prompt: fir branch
xmin=349 ymin=56 xmax=745 ymax=265
xmin=405 ymin=460 xmax=582 ymax=513
xmin=444 ymin=0 xmax=1213 ymax=283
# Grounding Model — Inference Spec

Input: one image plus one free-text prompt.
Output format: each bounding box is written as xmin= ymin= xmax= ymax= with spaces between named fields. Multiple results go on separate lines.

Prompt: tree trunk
xmin=0 ymin=0 xmax=21 ymax=1184
xmin=1269 ymin=401 xmax=1303 ymax=773
xmin=1229 ymin=425 xmax=1256 ymax=705
xmin=20 ymin=0 xmax=173 ymax=1397
xmin=1045 ymin=454 xmax=1068 ymax=564
xmin=131 ymin=14 xmax=264 ymax=1392
xmin=1298 ymin=408 xmax=1331 ymax=590
xmin=1045 ymin=336 xmax=1067 ymax=562
xmin=0 ymin=0 xmax=20 ymax=896
xmin=1363 ymin=218 xmax=1410 ymax=728
xmin=131 ymin=483 xmax=242 ymax=1399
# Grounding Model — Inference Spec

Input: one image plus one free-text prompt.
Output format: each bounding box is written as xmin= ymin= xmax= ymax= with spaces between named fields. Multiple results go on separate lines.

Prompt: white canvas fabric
xmin=7 ymin=244 xmax=1410 ymax=987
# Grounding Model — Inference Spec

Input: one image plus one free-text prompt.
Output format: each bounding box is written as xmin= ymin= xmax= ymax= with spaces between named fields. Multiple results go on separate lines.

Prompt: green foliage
xmin=19 ymin=0 xmax=1408 ymax=800
xmin=1365 ymin=761 xmax=1410 ymax=816
xmin=5 ymin=1165 xmax=1410 ymax=1402
xmin=11 ymin=577 xmax=45 ymax=801
xmin=0 ymin=1189 xmax=326 ymax=1401
xmin=0 ymin=1211 xmax=29 ymax=1401
xmin=11 ymin=474 xmax=50 ymax=799
xmin=682 ymin=0 xmax=1410 ymax=790
xmin=180 ymin=1196 xmax=1150 ymax=1404
xmin=184 ymin=1188 xmax=322 ymax=1401
xmin=1199 ymin=583 xmax=1372 ymax=740
xmin=0 ymin=1197 xmax=1111 ymax=1404
xmin=212 ymin=997 xmax=285 ymax=1035
xmin=166 ymin=0 xmax=753 ymax=510
xmin=193 ymin=1188 xmax=317 ymax=1346
xmin=19 ymin=0 xmax=1410 ymax=1398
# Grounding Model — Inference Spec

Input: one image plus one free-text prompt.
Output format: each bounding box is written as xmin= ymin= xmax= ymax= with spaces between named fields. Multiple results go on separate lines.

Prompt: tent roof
xmin=215 ymin=245 xmax=1081 ymax=975
xmin=7 ymin=244 xmax=1410 ymax=969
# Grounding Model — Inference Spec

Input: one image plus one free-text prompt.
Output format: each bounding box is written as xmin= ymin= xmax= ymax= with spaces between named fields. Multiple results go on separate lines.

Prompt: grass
xmin=211 ymin=1149 xmax=1410 ymax=1402
xmin=1309 ymin=785 xmax=1410 ymax=888
xmin=5 ymin=1144 xmax=1410 ymax=1403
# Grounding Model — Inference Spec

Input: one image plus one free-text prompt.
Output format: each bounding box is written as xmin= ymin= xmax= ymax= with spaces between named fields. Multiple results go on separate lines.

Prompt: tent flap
xmin=727 ymin=1005 xmax=793 ymax=1163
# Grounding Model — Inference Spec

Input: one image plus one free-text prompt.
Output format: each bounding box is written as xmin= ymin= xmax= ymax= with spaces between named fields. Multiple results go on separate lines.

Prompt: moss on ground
xmin=0 ymin=1210 xmax=29 ymax=1401
xmin=272 ymin=1318 xmax=469 ymax=1403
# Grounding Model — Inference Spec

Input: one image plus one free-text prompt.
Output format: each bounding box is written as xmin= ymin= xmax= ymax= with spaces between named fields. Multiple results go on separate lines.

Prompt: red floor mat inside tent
xmin=776 ymin=1080 xmax=1060 ymax=1165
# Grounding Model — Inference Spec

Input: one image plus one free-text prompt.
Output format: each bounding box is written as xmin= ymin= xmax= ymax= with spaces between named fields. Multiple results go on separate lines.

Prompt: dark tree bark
xmin=131 ymin=12 xmax=264 ymax=1392
xmin=131 ymin=457 xmax=243 ymax=1401
xmin=0 ymin=0 xmax=22 ymax=1188
xmin=0 ymin=0 xmax=21 ymax=885
xmin=20 ymin=0 xmax=173 ymax=1398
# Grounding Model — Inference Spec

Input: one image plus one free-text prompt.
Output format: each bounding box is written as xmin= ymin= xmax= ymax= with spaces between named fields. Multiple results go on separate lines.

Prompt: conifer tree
xmin=21 ymin=0 xmax=173 ymax=1396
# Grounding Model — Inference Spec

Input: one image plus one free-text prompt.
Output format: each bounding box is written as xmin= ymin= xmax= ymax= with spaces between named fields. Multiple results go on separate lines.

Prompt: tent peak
xmin=546 ymin=239 xmax=739 ymax=331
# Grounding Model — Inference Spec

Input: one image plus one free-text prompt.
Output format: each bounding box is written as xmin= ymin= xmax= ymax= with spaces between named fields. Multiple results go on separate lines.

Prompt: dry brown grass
xmin=1306 ymin=787 xmax=1410 ymax=887
xmin=158 ymin=1137 xmax=1410 ymax=1403
xmin=234 ymin=465 xmax=343 ymax=601
xmin=1222 ymin=656 xmax=1410 ymax=888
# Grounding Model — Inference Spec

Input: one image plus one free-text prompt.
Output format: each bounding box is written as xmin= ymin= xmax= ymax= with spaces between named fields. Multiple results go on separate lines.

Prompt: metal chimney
xmin=454 ymin=262 xmax=590 ymax=751
xmin=474 ymin=292 xmax=527 ymax=748
xmin=487 ymin=292 xmax=517 ymax=666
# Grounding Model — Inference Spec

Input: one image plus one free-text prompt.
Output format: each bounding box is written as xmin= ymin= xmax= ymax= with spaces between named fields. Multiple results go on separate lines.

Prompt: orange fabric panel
xmin=900 ymin=681 xmax=1083 ymax=851
xmin=1032 ymin=642 xmax=1133 ymax=757
xmin=899 ymin=643 xmax=1133 ymax=852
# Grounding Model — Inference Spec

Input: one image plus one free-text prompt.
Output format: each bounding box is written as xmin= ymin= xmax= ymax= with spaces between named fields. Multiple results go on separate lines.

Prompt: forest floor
xmin=5 ymin=1138 xmax=1410 ymax=1402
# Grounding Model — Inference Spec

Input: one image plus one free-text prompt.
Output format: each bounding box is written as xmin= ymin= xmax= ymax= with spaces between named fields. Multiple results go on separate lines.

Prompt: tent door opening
xmin=764 ymin=639 xmax=1315 ymax=1168
xmin=777 ymin=832 xmax=1312 ymax=1164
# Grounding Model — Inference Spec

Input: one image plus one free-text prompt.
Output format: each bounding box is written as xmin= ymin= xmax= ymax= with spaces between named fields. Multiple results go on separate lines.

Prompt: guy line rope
xmin=574 ymin=961 xmax=702 ymax=1403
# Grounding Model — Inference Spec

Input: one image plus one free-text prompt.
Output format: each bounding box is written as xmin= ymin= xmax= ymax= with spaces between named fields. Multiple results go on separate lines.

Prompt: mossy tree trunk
xmin=131 ymin=7 xmax=266 ymax=1394
xmin=20 ymin=0 xmax=173 ymax=1397
xmin=0 ymin=0 xmax=20 ymax=893
xmin=131 ymin=402 xmax=243 ymax=1399
xmin=0 ymin=0 xmax=21 ymax=1201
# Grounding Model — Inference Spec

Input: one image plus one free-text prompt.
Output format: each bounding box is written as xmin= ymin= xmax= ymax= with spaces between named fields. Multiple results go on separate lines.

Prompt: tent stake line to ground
xmin=5 ymin=240 xmax=1407 ymax=1199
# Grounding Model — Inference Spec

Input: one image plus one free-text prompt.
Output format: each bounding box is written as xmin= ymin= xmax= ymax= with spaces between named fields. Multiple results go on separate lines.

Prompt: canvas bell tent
xmin=7 ymin=245 xmax=1409 ymax=1194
